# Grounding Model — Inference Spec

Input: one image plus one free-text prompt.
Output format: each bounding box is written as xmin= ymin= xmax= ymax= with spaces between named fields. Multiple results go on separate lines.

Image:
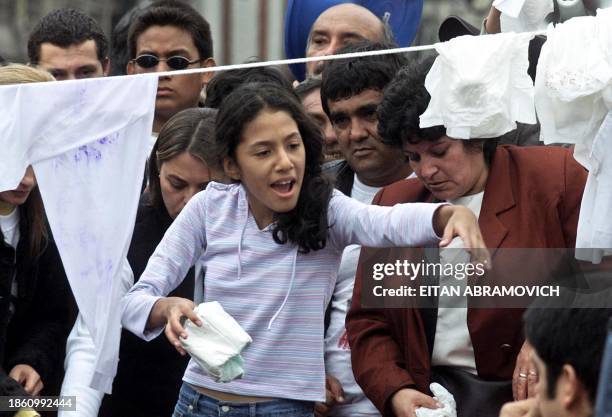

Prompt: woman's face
xmin=0 ymin=166 xmax=36 ymax=208
xmin=159 ymin=152 xmax=218 ymax=219
xmin=224 ymin=109 xmax=306 ymax=229
xmin=403 ymin=136 xmax=489 ymax=201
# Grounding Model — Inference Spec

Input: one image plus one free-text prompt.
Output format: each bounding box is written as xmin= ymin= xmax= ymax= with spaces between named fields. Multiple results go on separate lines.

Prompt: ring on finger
xmin=518 ymin=372 xmax=528 ymax=378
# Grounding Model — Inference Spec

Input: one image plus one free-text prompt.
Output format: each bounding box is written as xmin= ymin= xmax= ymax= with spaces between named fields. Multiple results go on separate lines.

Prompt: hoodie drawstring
xmin=267 ymin=247 xmax=298 ymax=330
xmin=236 ymin=200 xmax=249 ymax=280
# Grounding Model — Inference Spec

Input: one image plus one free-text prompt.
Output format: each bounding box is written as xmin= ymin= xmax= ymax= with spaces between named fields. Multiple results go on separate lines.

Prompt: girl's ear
xmin=223 ymin=156 xmax=241 ymax=181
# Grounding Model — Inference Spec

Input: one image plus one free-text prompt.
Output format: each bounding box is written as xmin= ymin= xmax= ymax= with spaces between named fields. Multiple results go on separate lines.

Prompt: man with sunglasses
xmin=126 ymin=0 xmax=216 ymax=133
xmin=27 ymin=8 xmax=110 ymax=81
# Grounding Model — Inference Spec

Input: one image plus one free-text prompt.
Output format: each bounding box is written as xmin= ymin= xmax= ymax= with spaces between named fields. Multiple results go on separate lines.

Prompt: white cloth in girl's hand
xmin=415 ymin=383 xmax=457 ymax=417
xmin=493 ymin=0 xmax=553 ymax=33
xmin=181 ymin=301 xmax=253 ymax=383
xmin=420 ymin=32 xmax=536 ymax=140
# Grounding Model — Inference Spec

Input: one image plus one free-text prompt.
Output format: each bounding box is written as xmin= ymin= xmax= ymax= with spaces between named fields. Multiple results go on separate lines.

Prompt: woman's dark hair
xmin=216 ymin=82 xmax=333 ymax=253
xmin=148 ymin=107 xmax=220 ymax=211
xmin=378 ymin=56 xmax=498 ymax=166
xmin=204 ymin=64 xmax=295 ymax=109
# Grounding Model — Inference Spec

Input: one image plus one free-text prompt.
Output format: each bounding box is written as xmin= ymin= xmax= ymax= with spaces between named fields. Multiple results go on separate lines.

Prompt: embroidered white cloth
xmin=493 ymin=0 xmax=553 ymax=33
xmin=575 ymin=112 xmax=612 ymax=263
xmin=535 ymin=10 xmax=612 ymax=167
xmin=0 ymin=75 xmax=158 ymax=393
xmin=420 ymin=32 xmax=536 ymax=140
xmin=415 ymin=383 xmax=457 ymax=417
xmin=181 ymin=302 xmax=253 ymax=383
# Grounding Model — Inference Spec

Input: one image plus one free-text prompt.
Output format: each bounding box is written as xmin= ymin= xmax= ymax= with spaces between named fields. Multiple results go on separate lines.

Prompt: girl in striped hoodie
xmin=121 ymin=82 xmax=487 ymax=417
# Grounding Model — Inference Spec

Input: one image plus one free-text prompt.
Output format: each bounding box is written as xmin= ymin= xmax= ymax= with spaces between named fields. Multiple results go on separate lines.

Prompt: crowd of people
xmin=1 ymin=1 xmax=611 ymax=417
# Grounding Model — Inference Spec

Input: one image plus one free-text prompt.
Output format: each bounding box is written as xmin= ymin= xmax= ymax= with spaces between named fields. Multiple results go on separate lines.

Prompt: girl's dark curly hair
xmin=215 ymin=82 xmax=333 ymax=253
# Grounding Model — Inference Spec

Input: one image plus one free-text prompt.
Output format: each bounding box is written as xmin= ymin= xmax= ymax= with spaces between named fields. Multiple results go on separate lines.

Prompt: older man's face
xmin=305 ymin=4 xmax=383 ymax=77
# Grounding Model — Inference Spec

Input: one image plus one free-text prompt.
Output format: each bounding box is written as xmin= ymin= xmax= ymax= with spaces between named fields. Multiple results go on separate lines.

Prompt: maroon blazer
xmin=346 ymin=145 xmax=587 ymax=416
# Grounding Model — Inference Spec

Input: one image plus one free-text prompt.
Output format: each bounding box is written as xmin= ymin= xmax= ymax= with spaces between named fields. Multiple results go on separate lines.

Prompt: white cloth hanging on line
xmin=575 ymin=112 xmax=612 ymax=263
xmin=534 ymin=9 xmax=612 ymax=262
xmin=493 ymin=0 xmax=554 ymax=33
xmin=420 ymin=31 xmax=537 ymax=140
xmin=535 ymin=9 xmax=612 ymax=167
xmin=0 ymin=75 xmax=158 ymax=393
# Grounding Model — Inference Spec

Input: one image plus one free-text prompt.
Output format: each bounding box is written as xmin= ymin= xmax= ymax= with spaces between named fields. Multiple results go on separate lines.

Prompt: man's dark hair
xmin=378 ymin=56 xmax=498 ymax=163
xmin=204 ymin=64 xmax=294 ymax=108
xmin=524 ymin=289 xmax=612 ymax=404
xmin=109 ymin=1 xmax=152 ymax=76
xmin=127 ymin=0 xmax=213 ymax=61
xmin=28 ymin=8 xmax=108 ymax=64
xmin=320 ymin=40 xmax=407 ymax=117
xmin=295 ymin=76 xmax=322 ymax=101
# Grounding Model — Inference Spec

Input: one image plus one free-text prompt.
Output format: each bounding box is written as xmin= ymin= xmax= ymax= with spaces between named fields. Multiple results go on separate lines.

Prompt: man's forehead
xmin=329 ymin=89 xmax=383 ymax=112
xmin=38 ymin=40 xmax=100 ymax=64
xmin=312 ymin=4 xmax=382 ymax=36
xmin=135 ymin=25 xmax=197 ymax=55
xmin=302 ymin=89 xmax=324 ymax=112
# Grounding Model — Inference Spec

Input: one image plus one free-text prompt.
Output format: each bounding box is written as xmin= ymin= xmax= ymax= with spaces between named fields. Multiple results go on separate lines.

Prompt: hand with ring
xmin=512 ymin=340 xmax=538 ymax=400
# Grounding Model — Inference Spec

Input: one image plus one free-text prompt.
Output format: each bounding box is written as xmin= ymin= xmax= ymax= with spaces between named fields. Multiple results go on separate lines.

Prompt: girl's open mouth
xmin=271 ymin=180 xmax=296 ymax=195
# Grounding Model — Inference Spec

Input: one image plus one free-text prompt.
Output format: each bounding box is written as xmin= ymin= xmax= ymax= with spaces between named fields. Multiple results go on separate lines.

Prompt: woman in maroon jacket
xmin=346 ymin=59 xmax=588 ymax=417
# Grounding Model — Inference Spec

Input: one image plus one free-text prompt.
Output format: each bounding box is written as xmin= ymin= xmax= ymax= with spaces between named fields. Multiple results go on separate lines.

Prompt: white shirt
xmin=324 ymin=174 xmax=382 ymax=416
xmin=431 ymin=191 xmax=484 ymax=375
xmin=0 ymin=207 xmax=20 ymax=249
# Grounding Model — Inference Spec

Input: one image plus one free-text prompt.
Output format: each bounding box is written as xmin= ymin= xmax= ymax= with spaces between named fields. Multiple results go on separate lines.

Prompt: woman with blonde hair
xmin=0 ymin=64 xmax=74 ymax=401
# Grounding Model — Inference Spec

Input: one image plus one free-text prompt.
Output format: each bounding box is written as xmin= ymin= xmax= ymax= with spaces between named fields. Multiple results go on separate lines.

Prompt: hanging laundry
xmin=535 ymin=10 xmax=612 ymax=167
xmin=420 ymin=31 xmax=536 ymax=139
xmin=575 ymin=112 xmax=612 ymax=263
xmin=494 ymin=0 xmax=554 ymax=33
xmin=0 ymin=75 xmax=158 ymax=392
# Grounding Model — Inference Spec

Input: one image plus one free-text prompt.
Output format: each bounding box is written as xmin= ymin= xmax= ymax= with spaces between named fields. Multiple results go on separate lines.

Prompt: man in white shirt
xmin=317 ymin=40 xmax=413 ymax=417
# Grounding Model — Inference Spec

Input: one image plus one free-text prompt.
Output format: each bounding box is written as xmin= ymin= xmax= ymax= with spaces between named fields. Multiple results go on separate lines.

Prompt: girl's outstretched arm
xmin=328 ymin=191 xmax=490 ymax=265
xmin=434 ymin=205 xmax=491 ymax=265
xmin=121 ymin=193 xmax=207 ymax=342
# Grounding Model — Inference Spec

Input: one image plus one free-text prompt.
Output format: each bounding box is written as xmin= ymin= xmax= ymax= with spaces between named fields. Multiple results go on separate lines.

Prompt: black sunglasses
xmin=133 ymin=54 xmax=201 ymax=70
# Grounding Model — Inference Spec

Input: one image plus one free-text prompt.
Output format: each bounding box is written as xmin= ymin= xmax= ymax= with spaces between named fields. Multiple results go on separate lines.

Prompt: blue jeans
xmin=172 ymin=383 xmax=315 ymax=417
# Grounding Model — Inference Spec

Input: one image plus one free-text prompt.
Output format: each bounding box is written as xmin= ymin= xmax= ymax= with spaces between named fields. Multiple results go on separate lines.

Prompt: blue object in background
xmin=595 ymin=317 xmax=612 ymax=417
xmin=284 ymin=0 xmax=424 ymax=81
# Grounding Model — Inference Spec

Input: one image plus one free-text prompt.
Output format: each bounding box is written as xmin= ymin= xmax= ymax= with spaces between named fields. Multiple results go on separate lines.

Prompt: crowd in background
xmin=1 ymin=1 xmax=611 ymax=417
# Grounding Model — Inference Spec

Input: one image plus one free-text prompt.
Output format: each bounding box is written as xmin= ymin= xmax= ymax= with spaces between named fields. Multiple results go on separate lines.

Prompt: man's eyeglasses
xmin=132 ymin=54 xmax=201 ymax=70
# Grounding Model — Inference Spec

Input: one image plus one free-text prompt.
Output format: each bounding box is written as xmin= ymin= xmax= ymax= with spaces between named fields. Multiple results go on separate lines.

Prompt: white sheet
xmin=0 ymin=75 xmax=157 ymax=393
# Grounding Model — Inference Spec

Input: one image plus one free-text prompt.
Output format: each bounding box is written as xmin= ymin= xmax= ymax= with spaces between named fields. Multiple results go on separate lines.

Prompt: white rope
xmin=134 ymin=29 xmax=548 ymax=79
xmin=0 ymin=29 xmax=548 ymax=86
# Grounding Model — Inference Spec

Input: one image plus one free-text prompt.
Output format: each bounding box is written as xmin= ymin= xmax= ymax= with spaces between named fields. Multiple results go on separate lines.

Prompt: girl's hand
xmin=434 ymin=205 xmax=491 ymax=267
xmin=150 ymin=297 xmax=202 ymax=355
